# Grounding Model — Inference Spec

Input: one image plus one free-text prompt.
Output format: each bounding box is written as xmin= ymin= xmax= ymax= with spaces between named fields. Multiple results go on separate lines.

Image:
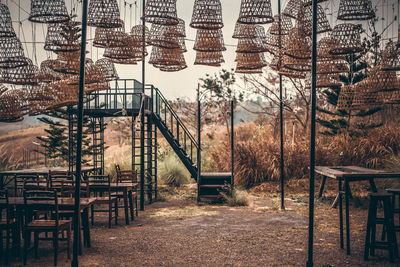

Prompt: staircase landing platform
xmin=200 ymin=172 xmax=232 ymax=178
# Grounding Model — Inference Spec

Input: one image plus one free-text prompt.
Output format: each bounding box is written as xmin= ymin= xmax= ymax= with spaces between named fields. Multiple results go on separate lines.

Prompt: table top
xmin=89 ymin=182 xmax=138 ymax=190
xmin=0 ymin=166 xmax=98 ymax=176
xmin=315 ymin=166 xmax=400 ymax=180
xmin=7 ymin=197 xmax=97 ymax=208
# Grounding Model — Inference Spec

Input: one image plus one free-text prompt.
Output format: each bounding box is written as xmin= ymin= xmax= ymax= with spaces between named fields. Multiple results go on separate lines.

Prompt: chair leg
xmin=5 ymin=228 xmax=10 ymax=265
xmin=67 ymin=227 xmax=71 ymax=260
xmin=91 ymin=205 xmax=94 ymax=226
xmin=23 ymin=230 xmax=29 ymax=265
xmin=135 ymin=196 xmax=138 ymax=217
xmin=53 ymin=230 xmax=58 ymax=266
xmin=108 ymin=202 xmax=112 ymax=228
xmin=129 ymin=191 xmax=134 ymax=221
xmin=34 ymin=232 xmax=39 ymax=259
xmin=115 ymin=200 xmax=118 ymax=225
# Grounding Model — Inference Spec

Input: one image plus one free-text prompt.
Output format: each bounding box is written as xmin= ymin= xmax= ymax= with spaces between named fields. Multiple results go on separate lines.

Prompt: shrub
xmin=158 ymin=151 xmax=190 ymax=187
xmin=219 ymin=185 xmax=249 ymax=206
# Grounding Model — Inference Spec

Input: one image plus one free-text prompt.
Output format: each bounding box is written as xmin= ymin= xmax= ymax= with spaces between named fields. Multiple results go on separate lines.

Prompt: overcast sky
xmin=3 ymin=0 xmax=398 ymax=101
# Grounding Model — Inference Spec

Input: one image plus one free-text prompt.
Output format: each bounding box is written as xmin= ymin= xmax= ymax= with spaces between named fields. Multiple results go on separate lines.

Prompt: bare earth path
xmin=11 ymin=188 xmax=400 ymax=267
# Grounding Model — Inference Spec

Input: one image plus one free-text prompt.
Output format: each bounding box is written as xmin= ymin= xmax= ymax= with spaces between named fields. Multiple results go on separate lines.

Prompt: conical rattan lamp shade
xmin=236 ymin=68 xmax=263 ymax=74
xmin=236 ymin=37 xmax=268 ymax=53
xmin=282 ymin=0 xmax=302 ymax=19
xmin=351 ymin=79 xmax=382 ymax=110
xmin=148 ymin=22 xmax=183 ymax=49
xmin=194 ymin=51 xmax=224 ymax=66
xmin=337 ymin=0 xmax=375 ymax=21
xmin=237 ymin=0 xmax=274 ymax=24
xmin=302 ymin=0 xmax=329 ymax=7
xmin=88 ymin=0 xmax=122 ymax=28
xmin=36 ymin=59 xmax=64 ymax=83
xmin=0 ymin=37 xmax=28 ymax=69
xmin=190 ymin=0 xmax=223 ymax=30
xmin=337 ymin=84 xmax=354 ymax=110
xmin=144 ymin=0 xmax=179 ymax=26
xmin=104 ymin=34 xmax=137 ymax=60
xmin=316 ymin=73 xmax=341 ymax=88
xmin=29 ymin=0 xmax=69 ymax=24
xmin=236 ymin=52 xmax=267 ymax=70
xmin=269 ymin=14 xmax=293 ymax=35
xmin=283 ymin=27 xmax=311 ymax=59
xmin=95 ymin=58 xmax=119 ymax=81
xmin=194 ymin=29 xmax=226 ymax=52
xmin=381 ymin=41 xmax=400 ymax=71
xmin=329 ymin=23 xmax=363 ymax=55
xmin=93 ymin=20 xmax=125 ymax=48
xmin=44 ymin=20 xmax=81 ymax=52
xmin=297 ymin=4 xmax=331 ymax=36
xmin=367 ymin=66 xmax=400 ymax=92
xmin=131 ymin=25 xmax=150 ymax=44
xmin=0 ymin=59 xmax=39 ymax=85
xmin=265 ymin=28 xmax=288 ymax=55
xmin=282 ymin=54 xmax=311 ymax=72
xmin=0 ymin=89 xmax=26 ymax=122
xmin=0 ymin=3 xmax=16 ymax=38
xmin=317 ymin=36 xmax=348 ymax=74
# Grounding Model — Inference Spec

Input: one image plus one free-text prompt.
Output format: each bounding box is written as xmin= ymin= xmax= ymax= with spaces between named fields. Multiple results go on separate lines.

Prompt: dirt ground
xmin=8 ymin=181 xmax=400 ymax=267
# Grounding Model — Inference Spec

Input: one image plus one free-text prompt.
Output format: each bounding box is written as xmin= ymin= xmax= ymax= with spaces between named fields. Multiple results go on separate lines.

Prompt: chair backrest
xmin=23 ymin=190 xmax=59 ymax=226
xmin=115 ymin=164 xmax=137 ymax=183
xmin=48 ymin=170 xmax=73 ymax=190
xmin=88 ymin=174 xmax=111 ymax=196
xmin=23 ymin=176 xmax=47 ymax=191
xmin=14 ymin=174 xmax=40 ymax=195
xmin=0 ymin=189 xmax=10 ymax=223
xmin=61 ymin=180 xmax=90 ymax=198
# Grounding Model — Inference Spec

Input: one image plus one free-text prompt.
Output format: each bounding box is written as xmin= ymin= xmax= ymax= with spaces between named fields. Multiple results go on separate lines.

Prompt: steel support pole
xmin=140 ymin=0 xmax=146 ymax=211
xmin=197 ymin=84 xmax=201 ymax=202
xmin=278 ymin=0 xmax=285 ymax=211
xmin=72 ymin=0 xmax=89 ymax=266
xmin=307 ymin=0 xmax=318 ymax=266
xmin=231 ymin=100 xmax=234 ymax=189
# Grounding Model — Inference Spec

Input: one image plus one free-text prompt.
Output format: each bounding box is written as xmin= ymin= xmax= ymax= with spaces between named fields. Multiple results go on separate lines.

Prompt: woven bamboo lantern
xmin=0 ymin=59 xmax=39 ymax=85
xmin=44 ymin=21 xmax=81 ymax=52
xmin=282 ymin=0 xmax=302 ymax=19
xmin=46 ymin=79 xmax=80 ymax=109
xmin=0 ymin=84 xmax=7 ymax=96
xmin=316 ymin=73 xmax=341 ymax=88
xmin=0 ymin=3 xmax=16 ymax=38
xmin=381 ymin=41 xmax=400 ymax=71
xmin=88 ymin=0 xmax=122 ymax=28
xmin=236 ymin=52 xmax=267 ymax=70
xmin=148 ymin=23 xmax=181 ymax=49
xmin=351 ymin=80 xmax=382 ymax=110
xmin=52 ymin=51 xmax=81 ymax=74
xmin=0 ymin=37 xmax=28 ymax=69
xmin=337 ymin=0 xmax=375 ymax=21
xmin=282 ymin=54 xmax=311 ymax=72
xmin=190 ymin=0 xmax=223 ymax=30
xmin=297 ymin=4 xmax=331 ymax=36
xmin=367 ymin=66 xmax=400 ymax=92
xmin=302 ymin=0 xmax=329 ymax=7
xmin=237 ymin=0 xmax=274 ymax=24
xmin=265 ymin=28 xmax=288 ymax=55
xmin=194 ymin=51 xmax=225 ymax=66
xmin=149 ymin=46 xmax=185 ymax=66
xmin=329 ymin=23 xmax=363 ymax=55
xmin=157 ymin=63 xmax=188 ymax=72
xmin=194 ymin=29 xmax=226 ymax=52
xmin=67 ymin=59 xmax=105 ymax=85
xmin=337 ymin=84 xmax=354 ymax=110
xmin=269 ymin=14 xmax=293 ymax=35
xmin=95 ymin=58 xmax=118 ymax=81
xmin=0 ymin=89 xmax=25 ymax=122
xmin=317 ymin=58 xmax=348 ymax=74
xmin=233 ymin=23 xmax=256 ymax=39
xmin=93 ymin=20 xmax=126 ymax=48
xmin=144 ymin=0 xmax=179 ymax=26
xmin=104 ymin=34 xmax=136 ymax=60
xmin=130 ymin=25 xmax=150 ymax=44
xmin=283 ymin=27 xmax=311 ymax=59
xmin=36 ymin=59 xmax=64 ymax=83
xmin=236 ymin=37 xmax=268 ymax=53
xmin=29 ymin=0 xmax=69 ymax=24
xmin=235 ymin=68 xmax=263 ymax=74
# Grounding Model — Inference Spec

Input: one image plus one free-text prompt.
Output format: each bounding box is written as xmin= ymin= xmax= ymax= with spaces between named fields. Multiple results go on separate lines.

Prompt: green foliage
xmin=158 ymin=147 xmax=190 ymax=187
xmin=219 ymin=185 xmax=249 ymax=207
xmin=0 ymin=145 xmax=20 ymax=171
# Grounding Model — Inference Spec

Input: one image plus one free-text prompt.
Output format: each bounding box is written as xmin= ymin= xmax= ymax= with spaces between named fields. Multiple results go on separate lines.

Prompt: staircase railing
xmin=148 ymin=86 xmax=200 ymax=173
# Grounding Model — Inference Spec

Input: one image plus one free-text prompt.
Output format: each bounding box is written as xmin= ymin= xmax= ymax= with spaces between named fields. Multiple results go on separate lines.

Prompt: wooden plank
xmin=315 ymin=166 xmax=400 ymax=180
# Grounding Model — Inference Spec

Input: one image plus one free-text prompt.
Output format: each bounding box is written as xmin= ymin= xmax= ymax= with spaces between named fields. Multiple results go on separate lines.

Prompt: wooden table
xmin=315 ymin=166 xmax=400 ymax=255
xmin=89 ymin=182 xmax=138 ymax=225
xmin=0 ymin=166 xmax=99 ymax=189
xmin=9 ymin=197 xmax=96 ymax=253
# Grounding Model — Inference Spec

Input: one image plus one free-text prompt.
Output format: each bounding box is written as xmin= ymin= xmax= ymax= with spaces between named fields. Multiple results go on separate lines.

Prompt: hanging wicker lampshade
xmin=302 ymin=0 xmax=329 ymax=7
xmin=36 ymin=59 xmax=64 ymax=83
xmin=0 ymin=84 xmax=7 ymax=96
xmin=233 ymin=23 xmax=256 ymax=39
xmin=297 ymin=4 xmax=331 ymax=36
xmin=337 ymin=84 xmax=354 ymax=110
xmin=337 ymin=0 xmax=375 ymax=21
xmin=235 ymin=68 xmax=263 ymax=74
xmin=28 ymin=83 xmax=55 ymax=102
xmin=194 ymin=51 xmax=225 ymax=66
xmin=265 ymin=28 xmax=288 ymax=55
xmin=282 ymin=54 xmax=311 ymax=72
xmin=236 ymin=37 xmax=268 ymax=53
xmin=367 ymin=66 xmax=400 ymax=92
xmin=317 ymin=58 xmax=348 ymax=75
xmin=95 ymin=58 xmax=118 ymax=81
xmin=0 ymin=37 xmax=29 ymax=69
xmin=0 ymin=59 xmax=39 ymax=85
xmin=88 ymin=0 xmax=122 ymax=28
xmin=351 ymin=80 xmax=382 ymax=110
xmin=110 ymin=57 xmax=137 ymax=65
xmin=269 ymin=14 xmax=293 ymax=35
xmin=329 ymin=23 xmax=363 ymax=55
xmin=93 ymin=20 xmax=126 ymax=48
xmin=67 ymin=59 xmax=105 ymax=85
xmin=316 ymin=73 xmax=341 ymax=88
xmin=236 ymin=52 xmax=267 ymax=70
xmin=0 ymin=89 xmax=26 ymax=122
xmin=282 ymin=0 xmax=302 ymax=19
xmin=104 ymin=33 xmax=136 ymax=60
xmin=0 ymin=3 xmax=16 ymax=38
xmin=52 ymin=50 xmax=85 ymax=74
xmin=193 ymin=29 xmax=226 ymax=52
xmin=130 ymin=25 xmax=150 ymax=44
xmin=381 ymin=41 xmax=400 ymax=71
xmin=46 ymin=79 xmax=80 ymax=109
xmin=283 ymin=27 xmax=311 ymax=59
xmin=148 ymin=23 xmax=183 ymax=49
xmin=237 ymin=0 xmax=274 ymax=24
xmin=157 ymin=63 xmax=188 ymax=72
xmin=44 ymin=20 xmax=81 ymax=52
xmin=144 ymin=0 xmax=179 ymax=26
xmin=190 ymin=0 xmax=223 ymax=30
xmin=29 ymin=0 xmax=69 ymax=24
xmin=149 ymin=46 xmax=185 ymax=66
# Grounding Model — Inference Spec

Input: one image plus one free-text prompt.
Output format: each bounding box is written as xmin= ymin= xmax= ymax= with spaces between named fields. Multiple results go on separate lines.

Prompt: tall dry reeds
xmin=209 ymin=123 xmax=400 ymax=188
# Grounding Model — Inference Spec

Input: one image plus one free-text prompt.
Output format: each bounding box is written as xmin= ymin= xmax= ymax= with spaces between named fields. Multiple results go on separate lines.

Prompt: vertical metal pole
xmin=140 ymin=0 xmax=146 ymax=211
xmin=72 ymin=0 xmax=89 ymax=265
xmin=197 ymin=84 xmax=201 ymax=202
xmin=307 ymin=0 xmax=318 ymax=266
xmin=278 ymin=0 xmax=285 ymax=211
xmin=231 ymin=100 xmax=234 ymax=189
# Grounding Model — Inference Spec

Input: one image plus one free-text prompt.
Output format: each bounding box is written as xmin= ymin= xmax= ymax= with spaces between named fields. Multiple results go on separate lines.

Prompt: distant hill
xmin=0 ymin=115 xmax=43 ymax=134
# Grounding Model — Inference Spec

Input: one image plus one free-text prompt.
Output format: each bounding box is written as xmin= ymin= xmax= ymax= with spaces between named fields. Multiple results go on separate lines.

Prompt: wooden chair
xmin=23 ymin=176 xmax=47 ymax=191
xmin=23 ymin=190 xmax=72 ymax=266
xmin=115 ymin=164 xmax=138 ymax=218
xmin=14 ymin=174 xmax=40 ymax=196
xmin=0 ymin=190 xmax=19 ymax=264
xmin=48 ymin=171 xmax=73 ymax=190
xmin=88 ymin=175 xmax=118 ymax=228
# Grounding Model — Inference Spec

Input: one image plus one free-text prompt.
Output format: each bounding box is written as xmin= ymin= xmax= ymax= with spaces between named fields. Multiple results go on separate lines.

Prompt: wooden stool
xmin=386 ymin=188 xmax=400 ymax=233
xmin=364 ymin=193 xmax=398 ymax=262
